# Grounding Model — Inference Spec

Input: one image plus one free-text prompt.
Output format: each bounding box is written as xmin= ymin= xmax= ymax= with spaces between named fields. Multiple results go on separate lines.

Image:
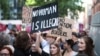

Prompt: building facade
xmin=92 ymin=0 xmax=100 ymax=15
xmin=0 ymin=0 xmax=25 ymax=20
xmin=89 ymin=0 xmax=100 ymax=56
xmin=9 ymin=0 xmax=25 ymax=20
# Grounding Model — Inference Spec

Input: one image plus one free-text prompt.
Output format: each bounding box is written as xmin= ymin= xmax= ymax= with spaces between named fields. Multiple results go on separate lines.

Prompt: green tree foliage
xmin=25 ymin=0 xmax=84 ymax=19
xmin=25 ymin=0 xmax=36 ymax=6
xmin=0 ymin=0 xmax=10 ymax=19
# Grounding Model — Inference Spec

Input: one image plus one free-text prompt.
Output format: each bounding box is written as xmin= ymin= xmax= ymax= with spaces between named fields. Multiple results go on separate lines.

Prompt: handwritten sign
xmin=50 ymin=18 xmax=74 ymax=39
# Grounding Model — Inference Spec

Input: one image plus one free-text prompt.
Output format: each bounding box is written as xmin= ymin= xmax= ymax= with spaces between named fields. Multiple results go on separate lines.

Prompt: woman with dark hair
xmin=30 ymin=43 xmax=41 ymax=56
xmin=72 ymin=32 xmax=79 ymax=52
xmin=50 ymin=43 xmax=62 ymax=56
xmin=77 ymin=36 xmax=95 ymax=56
xmin=63 ymin=39 xmax=78 ymax=56
xmin=14 ymin=31 xmax=32 ymax=56
xmin=34 ymin=32 xmax=50 ymax=56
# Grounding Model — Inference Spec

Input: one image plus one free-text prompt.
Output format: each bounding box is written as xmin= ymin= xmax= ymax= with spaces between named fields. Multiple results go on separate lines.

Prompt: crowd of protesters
xmin=0 ymin=28 xmax=97 ymax=56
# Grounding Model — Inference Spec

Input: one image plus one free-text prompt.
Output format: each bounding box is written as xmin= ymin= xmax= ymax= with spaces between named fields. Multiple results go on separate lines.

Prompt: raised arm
xmin=55 ymin=36 xmax=66 ymax=44
xmin=35 ymin=32 xmax=42 ymax=54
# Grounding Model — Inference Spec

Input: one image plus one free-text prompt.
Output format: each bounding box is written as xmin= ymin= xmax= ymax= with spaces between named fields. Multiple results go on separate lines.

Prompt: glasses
xmin=0 ymin=53 xmax=10 ymax=56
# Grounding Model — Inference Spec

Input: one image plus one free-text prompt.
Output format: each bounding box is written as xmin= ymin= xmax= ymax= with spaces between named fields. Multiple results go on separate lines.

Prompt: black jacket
xmin=14 ymin=47 xmax=31 ymax=56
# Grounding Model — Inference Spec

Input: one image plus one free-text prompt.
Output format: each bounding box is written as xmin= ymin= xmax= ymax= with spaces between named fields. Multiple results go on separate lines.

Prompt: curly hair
xmin=15 ymin=31 xmax=31 ymax=50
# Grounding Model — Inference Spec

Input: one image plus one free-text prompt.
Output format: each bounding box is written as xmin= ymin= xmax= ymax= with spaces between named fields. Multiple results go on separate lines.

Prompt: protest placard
xmin=31 ymin=2 xmax=58 ymax=33
xmin=49 ymin=18 xmax=74 ymax=39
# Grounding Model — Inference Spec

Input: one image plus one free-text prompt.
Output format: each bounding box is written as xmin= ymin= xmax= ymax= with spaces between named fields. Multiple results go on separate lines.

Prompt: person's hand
xmin=36 ymin=31 xmax=41 ymax=38
xmin=61 ymin=37 xmax=66 ymax=43
xmin=57 ymin=36 xmax=61 ymax=40
xmin=55 ymin=36 xmax=61 ymax=44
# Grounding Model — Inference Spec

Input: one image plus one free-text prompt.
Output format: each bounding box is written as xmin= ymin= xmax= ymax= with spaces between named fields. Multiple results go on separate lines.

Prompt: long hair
xmin=80 ymin=36 xmax=95 ymax=56
xmin=15 ymin=31 xmax=31 ymax=50
xmin=50 ymin=43 xmax=62 ymax=56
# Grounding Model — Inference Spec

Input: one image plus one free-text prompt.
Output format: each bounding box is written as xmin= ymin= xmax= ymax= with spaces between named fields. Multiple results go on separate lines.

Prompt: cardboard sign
xmin=50 ymin=18 xmax=74 ymax=39
xmin=22 ymin=6 xmax=32 ymax=23
xmin=31 ymin=2 xmax=58 ymax=33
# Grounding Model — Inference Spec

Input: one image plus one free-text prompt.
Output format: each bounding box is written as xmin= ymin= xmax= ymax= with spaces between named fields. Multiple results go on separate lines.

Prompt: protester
xmin=30 ymin=44 xmax=41 ymax=56
xmin=0 ymin=46 xmax=13 ymax=56
xmin=77 ymin=36 xmax=95 ymax=56
xmin=0 ymin=32 xmax=10 ymax=49
xmin=72 ymin=32 xmax=79 ymax=52
xmin=29 ymin=31 xmax=59 ymax=56
xmin=50 ymin=43 xmax=62 ymax=56
xmin=30 ymin=33 xmax=37 ymax=41
xmin=14 ymin=31 xmax=32 ymax=56
xmin=30 ymin=33 xmax=37 ymax=46
xmin=8 ymin=29 xmax=17 ymax=45
xmin=62 ymin=39 xmax=78 ymax=56
xmin=4 ymin=45 xmax=15 ymax=54
xmin=34 ymin=32 xmax=50 ymax=56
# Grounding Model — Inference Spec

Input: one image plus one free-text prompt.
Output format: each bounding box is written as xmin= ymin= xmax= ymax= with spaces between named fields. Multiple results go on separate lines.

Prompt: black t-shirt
xmin=14 ymin=48 xmax=30 ymax=56
xmin=41 ymin=50 xmax=50 ymax=56
xmin=30 ymin=51 xmax=41 ymax=56
xmin=30 ymin=50 xmax=49 ymax=56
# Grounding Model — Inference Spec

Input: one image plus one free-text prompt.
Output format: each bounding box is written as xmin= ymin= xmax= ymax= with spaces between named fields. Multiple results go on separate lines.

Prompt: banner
xmin=0 ymin=23 xmax=6 ymax=32
xmin=22 ymin=6 xmax=32 ymax=23
xmin=31 ymin=2 xmax=58 ymax=33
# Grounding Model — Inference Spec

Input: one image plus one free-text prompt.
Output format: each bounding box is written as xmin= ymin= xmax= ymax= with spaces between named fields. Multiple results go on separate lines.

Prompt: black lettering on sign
xmin=59 ymin=22 xmax=72 ymax=29
xmin=51 ymin=29 xmax=67 ymax=37
xmin=59 ymin=19 xmax=65 ymax=26
xmin=64 ymin=23 xmax=72 ymax=29
xmin=59 ymin=19 xmax=72 ymax=29
xmin=63 ymin=32 xmax=67 ymax=37
xmin=57 ymin=27 xmax=62 ymax=31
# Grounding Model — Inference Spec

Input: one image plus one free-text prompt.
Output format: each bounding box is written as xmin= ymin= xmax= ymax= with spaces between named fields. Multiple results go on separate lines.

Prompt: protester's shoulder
xmin=14 ymin=49 xmax=25 ymax=56
xmin=76 ymin=53 xmax=88 ymax=56
xmin=14 ymin=47 xmax=24 ymax=55
xmin=30 ymin=51 xmax=41 ymax=56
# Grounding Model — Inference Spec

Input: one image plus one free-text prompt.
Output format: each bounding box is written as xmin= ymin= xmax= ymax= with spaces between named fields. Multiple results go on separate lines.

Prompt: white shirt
xmin=41 ymin=38 xmax=50 ymax=54
xmin=71 ymin=51 xmax=78 ymax=56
